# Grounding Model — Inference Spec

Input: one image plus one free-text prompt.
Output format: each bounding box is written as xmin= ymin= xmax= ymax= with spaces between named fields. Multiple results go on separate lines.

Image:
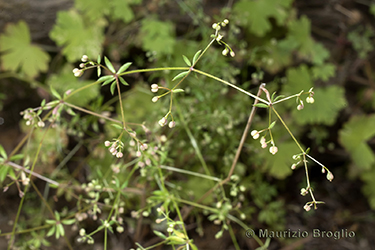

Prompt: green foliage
xmin=284 ymin=64 xmax=313 ymax=95
xmin=0 ymin=21 xmax=50 ymax=78
xmin=339 ymin=115 xmax=375 ymax=170
xmin=348 ymin=26 xmax=374 ymax=59
xmin=233 ymin=0 xmax=293 ymax=37
xmin=75 ymin=0 xmax=141 ymax=23
xmin=49 ymin=10 xmax=105 ymax=62
xmin=139 ymin=18 xmax=176 ymax=56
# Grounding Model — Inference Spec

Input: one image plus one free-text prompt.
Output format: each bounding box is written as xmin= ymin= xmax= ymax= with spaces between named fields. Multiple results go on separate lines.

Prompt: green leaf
xmin=292 ymin=85 xmax=347 ymax=126
xmin=172 ymin=71 xmax=189 ymax=81
xmin=140 ymin=18 xmax=176 ymax=56
xmin=75 ymin=0 xmax=110 ymax=21
xmin=283 ymin=64 xmax=313 ymax=96
xmin=254 ymin=103 xmax=269 ymax=108
xmin=172 ymin=89 xmax=185 ymax=93
xmin=268 ymin=121 xmax=276 ymax=129
xmin=117 ymin=62 xmax=132 ymax=74
xmin=0 ymin=145 xmax=7 ymax=159
xmin=262 ymin=141 xmax=300 ymax=179
xmin=49 ymin=10 xmax=105 ymax=62
xmin=153 ymin=230 xmax=167 ymax=239
xmin=361 ymin=168 xmax=375 ymax=209
xmin=339 ymin=115 xmax=375 ymax=170
xmin=0 ymin=165 xmax=10 ymax=182
xmin=104 ymin=56 xmax=115 ymax=73
xmin=233 ymin=0 xmax=293 ymax=37
xmin=111 ymin=123 xmax=123 ymax=130
xmin=102 ymin=78 xmax=115 ymax=87
xmin=284 ymin=16 xmax=314 ymax=57
xmin=182 ymin=55 xmax=191 ymax=67
xmin=62 ymin=219 xmax=75 ymax=225
xmin=110 ymin=0 xmax=142 ymax=23
xmin=192 ymin=50 xmax=202 ymax=65
xmin=0 ymin=21 xmax=50 ymax=78
xmin=50 ymin=86 xmax=62 ymax=100
xmin=98 ymin=75 xmax=114 ymax=83
xmin=119 ymin=76 xmax=129 ymax=86
xmin=311 ymin=63 xmax=336 ymax=81
xmin=110 ymin=82 xmax=117 ymax=95
xmin=46 ymin=226 xmax=56 ymax=237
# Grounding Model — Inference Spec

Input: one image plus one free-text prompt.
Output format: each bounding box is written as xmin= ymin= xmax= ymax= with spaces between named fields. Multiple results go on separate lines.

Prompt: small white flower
xmin=230 ymin=51 xmax=235 ymax=57
xmin=79 ymin=228 xmax=86 ymax=236
xmin=223 ymin=19 xmax=229 ymax=25
xmin=136 ymin=151 xmax=142 ymax=157
xmin=326 ymin=171 xmax=334 ymax=182
xmin=216 ymin=34 xmax=223 ymax=42
xmin=304 ymin=204 xmax=311 ymax=212
xmin=321 ymin=168 xmax=325 ymax=173
xmin=79 ymin=63 xmax=85 ymax=68
xmin=168 ymin=121 xmax=176 ymax=128
xmin=251 ymin=130 xmax=259 ymax=139
xmin=109 ymin=147 xmax=116 ymax=153
xmin=300 ymin=188 xmax=308 ymax=196
xmin=151 ymin=84 xmax=159 ymax=92
xmin=306 ymin=96 xmax=315 ymax=103
xmin=104 ymin=141 xmax=111 ymax=147
xmin=158 ymin=117 xmax=168 ymax=127
xmin=297 ymin=104 xmax=304 ymax=110
xmin=269 ymin=146 xmax=278 ymax=155
xmin=291 ymin=164 xmax=296 ymax=170
xmin=116 ymin=152 xmax=123 ymax=158
xmin=222 ymin=48 xmax=229 ymax=56
xmin=140 ymin=143 xmax=148 ymax=151
xmin=212 ymin=23 xmax=220 ymax=30
xmin=37 ymin=121 xmax=45 ymax=127
xmin=81 ymin=55 xmax=89 ymax=62
xmin=152 ymin=96 xmax=159 ymax=102
xmin=261 ymin=143 xmax=267 ymax=148
xmin=73 ymin=68 xmax=83 ymax=77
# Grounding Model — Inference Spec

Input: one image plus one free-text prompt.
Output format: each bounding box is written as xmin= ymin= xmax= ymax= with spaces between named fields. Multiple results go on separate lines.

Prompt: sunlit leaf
xmin=0 ymin=21 xmax=50 ymax=78
xmin=49 ymin=10 xmax=105 ymax=62
xmin=339 ymin=114 xmax=375 ymax=170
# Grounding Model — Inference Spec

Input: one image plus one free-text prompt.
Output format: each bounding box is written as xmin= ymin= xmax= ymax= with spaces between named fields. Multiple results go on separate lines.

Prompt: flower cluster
xmin=20 ymin=109 xmax=45 ymax=128
xmin=72 ymin=55 xmax=90 ymax=77
xmin=104 ymin=140 xmax=124 ymax=158
xmin=212 ymin=19 xmax=235 ymax=57
xmin=251 ymin=130 xmax=278 ymax=155
xmin=296 ymin=88 xmax=315 ymax=110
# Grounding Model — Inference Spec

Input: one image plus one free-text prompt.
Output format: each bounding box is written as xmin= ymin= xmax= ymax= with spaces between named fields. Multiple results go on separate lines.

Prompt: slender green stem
xmin=270 ymin=106 xmax=305 ymax=153
xmin=115 ymin=77 xmax=126 ymax=127
xmin=193 ymin=69 xmax=269 ymax=104
xmin=159 ymin=165 xmax=221 ymax=182
xmin=64 ymin=102 xmax=121 ymax=124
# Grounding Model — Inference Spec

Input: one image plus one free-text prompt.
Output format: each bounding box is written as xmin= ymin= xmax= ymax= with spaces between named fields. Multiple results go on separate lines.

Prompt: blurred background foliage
xmin=1 ymin=0 xmax=375 ymax=249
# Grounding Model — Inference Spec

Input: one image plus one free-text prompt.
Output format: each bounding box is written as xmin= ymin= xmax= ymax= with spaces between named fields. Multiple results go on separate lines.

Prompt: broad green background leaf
xmin=261 ymin=141 xmax=300 ymax=179
xmin=311 ymin=63 xmax=336 ymax=81
xmin=292 ymin=85 xmax=347 ymax=125
xmin=233 ymin=0 xmax=293 ymax=37
xmin=283 ymin=64 xmax=313 ymax=96
xmin=75 ymin=0 xmax=110 ymax=21
xmin=139 ymin=18 xmax=176 ymax=56
xmin=361 ymin=168 xmax=375 ymax=209
xmin=49 ymin=10 xmax=105 ymax=62
xmin=110 ymin=0 xmax=142 ymax=23
xmin=284 ymin=16 xmax=314 ymax=57
xmin=0 ymin=21 xmax=50 ymax=78
xmin=48 ymin=64 xmax=99 ymax=106
xmin=339 ymin=115 xmax=375 ymax=170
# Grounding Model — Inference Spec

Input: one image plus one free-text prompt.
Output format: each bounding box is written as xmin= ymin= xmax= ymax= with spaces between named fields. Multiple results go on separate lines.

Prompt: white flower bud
xmin=158 ymin=117 xmax=168 ymax=127
xmin=104 ymin=141 xmax=111 ymax=147
xmin=269 ymin=146 xmax=278 ymax=155
xmin=168 ymin=121 xmax=176 ymax=128
xmin=326 ymin=171 xmax=334 ymax=182
xmin=230 ymin=51 xmax=235 ymax=57
xmin=251 ymin=130 xmax=259 ymax=139
xmin=81 ymin=55 xmax=89 ymax=62
xmin=152 ymin=96 xmax=159 ymax=102
xmin=116 ymin=152 xmax=123 ymax=158
xmin=222 ymin=48 xmax=229 ymax=56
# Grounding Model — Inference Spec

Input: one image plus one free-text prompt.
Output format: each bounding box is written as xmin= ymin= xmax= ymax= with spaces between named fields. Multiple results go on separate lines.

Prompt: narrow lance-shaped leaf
xmin=50 ymin=86 xmax=61 ymax=99
xmin=192 ymin=50 xmax=202 ymax=65
xmin=172 ymin=89 xmax=185 ymax=93
xmin=117 ymin=62 xmax=132 ymax=74
xmin=119 ymin=76 xmax=129 ymax=86
xmin=182 ymin=55 xmax=191 ymax=67
xmin=98 ymin=75 xmax=114 ymax=83
xmin=97 ymin=55 xmax=101 ymax=77
xmin=110 ymin=81 xmax=117 ymax=95
xmin=0 ymin=145 xmax=7 ymax=159
xmin=172 ymin=71 xmax=189 ymax=81
xmin=111 ymin=123 xmax=123 ymax=130
xmin=254 ymin=103 xmax=269 ymax=108
xmin=104 ymin=56 xmax=115 ymax=73
xmin=154 ymin=230 xmax=167 ymax=239
xmin=269 ymin=121 xmax=276 ymax=129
